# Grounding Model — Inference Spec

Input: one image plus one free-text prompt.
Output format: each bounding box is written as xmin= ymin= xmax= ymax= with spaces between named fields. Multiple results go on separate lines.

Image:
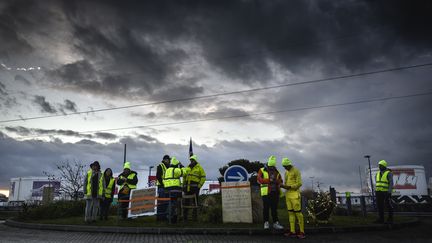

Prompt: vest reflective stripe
xmin=163 ymin=168 xmax=182 ymax=188
xmin=119 ymin=173 xmax=137 ymax=190
xmin=260 ymin=168 xmax=269 ymax=196
xmin=376 ymin=170 xmax=390 ymax=192
xmin=104 ymin=178 xmax=115 ymax=198
xmin=157 ymin=163 xmax=167 ymax=186
xmin=86 ymin=170 xmax=103 ymax=197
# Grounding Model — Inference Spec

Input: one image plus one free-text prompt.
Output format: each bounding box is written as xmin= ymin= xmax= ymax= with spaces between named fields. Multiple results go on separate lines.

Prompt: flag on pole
xmin=189 ymin=137 xmax=193 ymax=156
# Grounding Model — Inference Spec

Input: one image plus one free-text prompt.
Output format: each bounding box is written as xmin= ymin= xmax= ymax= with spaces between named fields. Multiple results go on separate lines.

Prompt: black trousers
xmin=183 ymin=186 xmax=199 ymax=221
xmin=376 ymin=191 xmax=393 ymax=221
xmin=166 ymin=188 xmax=182 ymax=224
xmin=118 ymin=193 xmax=130 ymax=219
xmin=100 ymin=198 xmax=112 ymax=220
xmin=262 ymin=191 xmax=279 ymax=222
xmin=157 ymin=186 xmax=168 ymax=221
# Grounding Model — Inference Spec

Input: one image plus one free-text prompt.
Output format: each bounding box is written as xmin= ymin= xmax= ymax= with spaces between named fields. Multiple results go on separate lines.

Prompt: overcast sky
xmin=1 ymin=0 xmax=432 ymax=193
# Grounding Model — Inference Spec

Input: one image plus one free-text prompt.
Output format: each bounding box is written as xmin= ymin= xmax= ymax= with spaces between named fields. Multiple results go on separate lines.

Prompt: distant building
xmin=9 ymin=177 xmax=61 ymax=202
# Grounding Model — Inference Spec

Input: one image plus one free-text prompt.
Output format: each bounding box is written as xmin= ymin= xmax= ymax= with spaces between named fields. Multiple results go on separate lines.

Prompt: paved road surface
xmin=1 ymin=219 xmax=431 ymax=243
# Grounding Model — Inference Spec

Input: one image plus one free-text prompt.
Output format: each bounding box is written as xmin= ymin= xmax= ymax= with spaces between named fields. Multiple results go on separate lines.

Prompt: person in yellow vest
xmin=374 ymin=160 xmax=394 ymax=224
xmin=182 ymin=154 xmax=206 ymax=222
xmin=163 ymin=157 xmax=184 ymax=224
xmin=156 ymin=155 xmax=171 ymax=221
xmin=280 ymin=158 xmax=305 ymax=239
xmin=257 ymin=156 xmax=284 ymax=230
xmin=100 ymin=168 xmax=115 ymax=220
xmin=83 ymin=161 xmax=104 ymax=223
xmin=117 ymin=161 xmax=138 ymax=219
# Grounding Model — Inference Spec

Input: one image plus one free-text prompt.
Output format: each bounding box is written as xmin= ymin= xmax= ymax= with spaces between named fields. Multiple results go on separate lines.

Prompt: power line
xmin=10 ymin=90 xmax=432 ymax=139
xmin=1 ymin=62 xmax=432 ymax=124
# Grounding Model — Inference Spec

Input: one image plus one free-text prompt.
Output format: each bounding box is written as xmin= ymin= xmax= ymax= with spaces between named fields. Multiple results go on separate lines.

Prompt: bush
xmin=19 ymin=200 xmax=85 ymax=220
xmin=306 ymin=192 xmax=335 ymax=224
xmin=199 ymin=194 xmax=222 ymax=223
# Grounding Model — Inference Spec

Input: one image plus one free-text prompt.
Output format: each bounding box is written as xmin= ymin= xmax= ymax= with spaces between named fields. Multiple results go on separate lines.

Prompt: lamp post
xmin=148 ymin=166 xmax=154 ymax=187
xmin=309 ymin=176 xmax=315 ymax=191
xmin=364 ymin=155 xmax=376 ymax=209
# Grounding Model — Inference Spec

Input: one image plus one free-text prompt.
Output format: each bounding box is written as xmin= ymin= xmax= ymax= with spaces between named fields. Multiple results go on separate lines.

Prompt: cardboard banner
xmin=221 ymin=181 xmax=252 ymax=223
xmin=128 ymin=187 xmax=157 ymax=218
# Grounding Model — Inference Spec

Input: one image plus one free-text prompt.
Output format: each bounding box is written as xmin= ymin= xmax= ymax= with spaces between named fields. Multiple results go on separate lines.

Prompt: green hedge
xmin=19 ymin=200 xmax=85 ymax=220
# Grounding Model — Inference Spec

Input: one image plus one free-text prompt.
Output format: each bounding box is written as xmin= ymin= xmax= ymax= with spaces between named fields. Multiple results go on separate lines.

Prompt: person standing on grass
xmin=182 ymin=155 xmax=206 ymax=222
xmin=100 ymin=168 xmax=115 ymax=220
xmin=163 ymin=157 xmax=184 ymax=224
xmin=83 ymin=161 xmax=104 ymax=223
xmin=117 ymin=161 xmax=138 ymax=219
xmin=280 ymin=158 xmax=305 ymax=239
xmin=257 ymin=155 xmax=284 ymax=230
xmin=156 ymin=155 xmax=171 ymax=221
xmin=374 ymin=159 xmax=394 ymax=224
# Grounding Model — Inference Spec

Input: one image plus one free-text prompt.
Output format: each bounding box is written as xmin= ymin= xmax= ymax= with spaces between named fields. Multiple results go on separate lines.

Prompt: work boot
xmin=264 ymin=221 xmax=270 ymax=229
xmin=284 ymin=232 xmax=297 ymax=238
xmin=273 ymin=221 xmax=284 ymax=230
xmin=297 ymin=232 xmax=306 ymax=239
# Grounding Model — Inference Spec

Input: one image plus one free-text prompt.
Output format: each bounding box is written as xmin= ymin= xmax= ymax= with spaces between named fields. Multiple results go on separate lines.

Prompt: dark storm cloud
xmin=0 ymin=1 xmax=34 ymax=61
xmin=1 ymin=132 xmax=430 ymax=191
xmin=14 ymin=74 xmax=31 ymax=85
xmin=137 ymin=134 xmax=158 ymax=143
xmin=4 ymin=126 xmax=120 ymax=141
xmin=33 ymin=95 xmax=57 ymax=113
xmin=94 ymin=132 xmax=117 ymax=140
xmin=61 ymin=99 xmax=78 ymax=112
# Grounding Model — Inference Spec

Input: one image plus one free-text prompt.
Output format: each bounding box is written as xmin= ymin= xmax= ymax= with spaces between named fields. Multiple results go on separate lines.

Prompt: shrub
xmin=306 ymin=192 xmax=335 ymax=225
xmin=199 ymin=194 xmax=222 ymax=223
xmin=19 ymin=200 xmax=85 ymax=220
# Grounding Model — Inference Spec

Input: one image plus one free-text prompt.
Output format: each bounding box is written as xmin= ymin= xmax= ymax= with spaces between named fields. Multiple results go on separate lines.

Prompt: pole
xmin=358 ymin=166 xmax=363 ymax=193
xmin=310 ymin=177 xmax=315 ymax=191
xmin=123 ymin=144 xmax=127 ymax=164
xmin=364 ymin=155 xmax=376 ymax=209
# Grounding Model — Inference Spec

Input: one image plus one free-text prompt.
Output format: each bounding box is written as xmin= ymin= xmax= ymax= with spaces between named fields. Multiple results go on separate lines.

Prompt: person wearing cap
xmin=257 ymin=156 xmax=284 ymax=230
xmin=163 ymin=157 xmax=184 ymax=224
xmin=156 ymin=155 xmax=171 ymax=221
xmin=280 ymin=158 xmax=305 ymax=239
xmin=117 ymin=161 xmax=138 ymax=219
xmin=374 ymin=160 xmax=394 ymax=224
xmin=182 ymin=154 xmax=206 ymax=221
xmin=83 ymin=161 xmax=104 ymax=223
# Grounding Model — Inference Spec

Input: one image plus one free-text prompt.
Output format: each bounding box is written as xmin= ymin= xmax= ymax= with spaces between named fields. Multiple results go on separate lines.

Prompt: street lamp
xmin=309 ymin=176 xmax=315 ymax=191
xmin=364 ymin=155 xmax=376 ymax=209
xmin=148 ymin=166 xmax=154 ymax=187
xmin=149 ymin=166 xmax=154 ymax=177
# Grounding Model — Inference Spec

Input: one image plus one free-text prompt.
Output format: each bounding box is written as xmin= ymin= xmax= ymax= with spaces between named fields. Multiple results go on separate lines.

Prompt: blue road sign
xmin=224 ymin=165 xmax=249 ymax=182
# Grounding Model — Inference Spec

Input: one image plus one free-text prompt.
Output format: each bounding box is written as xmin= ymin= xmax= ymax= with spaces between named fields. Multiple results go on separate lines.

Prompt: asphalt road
xmin=1 ymin=219 xmax=431 ymax=243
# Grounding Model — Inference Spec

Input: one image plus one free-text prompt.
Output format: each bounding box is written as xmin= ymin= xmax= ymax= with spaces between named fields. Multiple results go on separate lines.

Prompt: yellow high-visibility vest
xmin=157 ymin=163 xmax=167 ymax=186
xmin=376 ymin=170 xmax=390 ymax=192
xmin=104 ymin=177 xmax=115 ymax=198
xmin=119 ymin=172 xmax=137 ymax=190
xmin=86 ymin=170 xmax=103 ymax=197
xmin=163 ymin=167 xmax=183 ymax=188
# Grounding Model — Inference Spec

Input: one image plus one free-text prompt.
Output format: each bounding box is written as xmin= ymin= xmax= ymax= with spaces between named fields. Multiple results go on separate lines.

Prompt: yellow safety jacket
xmin=183 ymin=163 xmax=206 ymax=191
xmin=104 ymin=177 xmax=115 ymax=199
xmin=85 ymin=169 xmax=103 ymax=198
xmin=376 ymin=170 xmax=390 ymax=192
xmin=118 ymin=172 xmax=137 ymax=193
xmin=157 ymin=163 xmax=167 ymax=186
xmin=259 ymin=167 xmax=282 ymax=196
xmin=163 ymin=167 xmax=183 ymax=188
xmin=284 ymin=167 xmax=302 ymax=199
